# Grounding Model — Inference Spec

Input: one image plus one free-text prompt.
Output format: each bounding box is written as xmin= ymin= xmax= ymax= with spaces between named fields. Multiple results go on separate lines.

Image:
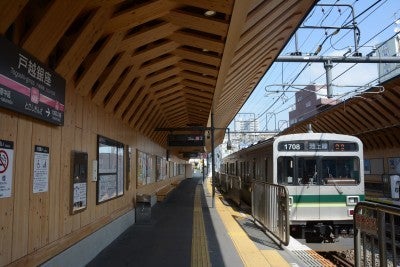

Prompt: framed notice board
xmin=71 ymin=151 xmax=88 ymax=214
xmin=96 ymin=135 xmax=124 ymax=204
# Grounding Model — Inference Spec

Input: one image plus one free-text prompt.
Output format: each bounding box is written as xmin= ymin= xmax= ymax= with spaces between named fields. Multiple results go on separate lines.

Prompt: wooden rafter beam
xmin=22 ymin=0 xmax=89 ymax=61
xmin=0 ymin=0 xmax=29 ymax=34
xmin=166 ymin=10 xmax=229 ymax=36
xmin=103 ymin=0 xmax=178 ymax=34
xmin=174 ymin=47 xmax=221 ymax=67
xmin=171 ymin=31 xmax=224 ymax=53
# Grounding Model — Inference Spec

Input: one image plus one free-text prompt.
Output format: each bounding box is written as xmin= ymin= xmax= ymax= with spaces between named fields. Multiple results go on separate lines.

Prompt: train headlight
xmin=289 ymin=196 xmax=293 ymax=206
xmin=346 ymin=196 xmax=359 ymax=206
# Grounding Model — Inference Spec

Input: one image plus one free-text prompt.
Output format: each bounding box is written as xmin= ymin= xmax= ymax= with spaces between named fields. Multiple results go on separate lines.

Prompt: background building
xmin=377 ymin=34 xmax=400 ymax=82
xmin=289 ymin=85 xmax=339 ymax=126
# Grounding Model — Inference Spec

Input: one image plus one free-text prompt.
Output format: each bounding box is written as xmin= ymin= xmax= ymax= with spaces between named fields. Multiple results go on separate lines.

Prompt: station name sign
xmin=183 ymin=152 xmax=199 ymax=158
xmin=168 ymin=134 xmax=205 ymax=147
xmin=0 ymin=36 xmax=66 ymax=125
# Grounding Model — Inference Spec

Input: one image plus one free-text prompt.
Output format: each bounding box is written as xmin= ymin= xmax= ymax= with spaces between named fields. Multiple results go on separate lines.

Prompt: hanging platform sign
xmin=168 ymin=134 xmax=205 ymax=147
xmin=0 ymin=36 xmax=66 ymax=125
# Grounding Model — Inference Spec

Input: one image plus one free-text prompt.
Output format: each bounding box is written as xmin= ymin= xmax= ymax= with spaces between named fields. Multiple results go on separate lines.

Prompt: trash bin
xmin=136 ymin=194 xmax=151 ymax=224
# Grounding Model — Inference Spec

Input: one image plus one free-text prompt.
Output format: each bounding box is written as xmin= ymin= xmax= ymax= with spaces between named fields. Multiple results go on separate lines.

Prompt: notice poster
xmin=117 ymin=147 xmax=123 ymax=196
xmin=33 ymin=145 xmax=49 ymax=193
xmin=71 ymin=151 xmax=88 ymax=214
xmin=97 ymin=136 xmax=124 ymax=203
xmin=137 ymin=150 xmax=146 ymax=186
xmin=98 ymin=174 xmax=117 ymax=202
xmin=0 ymin=140 xmax=14 ymax=198
xmin=73 ymin=182 xmax=87 ymax=211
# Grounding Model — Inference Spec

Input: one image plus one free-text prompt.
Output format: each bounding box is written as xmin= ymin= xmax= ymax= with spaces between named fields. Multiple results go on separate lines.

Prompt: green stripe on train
xmin=293 ymin=203 xmax=346 ymax=208
xmin=292 ymin=195 xmax=365 ymax=203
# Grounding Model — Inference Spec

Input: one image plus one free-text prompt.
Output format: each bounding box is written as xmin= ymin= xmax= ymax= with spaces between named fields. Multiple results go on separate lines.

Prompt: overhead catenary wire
xmin=233 ymin=0 xmax=399 ymax=133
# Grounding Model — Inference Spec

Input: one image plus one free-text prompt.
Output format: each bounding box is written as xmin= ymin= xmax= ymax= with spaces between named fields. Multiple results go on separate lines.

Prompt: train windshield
xmin=278 ymin=156 xmax=360 ymax=185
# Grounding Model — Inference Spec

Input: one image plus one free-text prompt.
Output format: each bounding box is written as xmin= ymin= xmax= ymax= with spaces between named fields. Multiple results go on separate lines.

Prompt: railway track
xmin=319 ymin=251 xmax=354 ymax=267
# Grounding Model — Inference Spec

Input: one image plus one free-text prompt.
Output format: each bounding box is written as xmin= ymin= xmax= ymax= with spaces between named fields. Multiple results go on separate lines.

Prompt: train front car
xmin=273 ymin=132 xmax=364 ymax=242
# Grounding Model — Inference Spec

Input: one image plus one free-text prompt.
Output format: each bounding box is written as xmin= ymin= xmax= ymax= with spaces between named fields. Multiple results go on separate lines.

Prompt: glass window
xmin=277 ymin=156 xmax=360 ymax=186
xmin=252 ymin=158 xmax=256 ymax=180
xmin=265 ymin=158 xmax=268 ymax=182
xmin=277 ymin=157 xmax=294 ymax=184
xmin=321 ymin=156 xmax=360 ymax=185
xmin=297 ymin=158 xmax=318 ymax=185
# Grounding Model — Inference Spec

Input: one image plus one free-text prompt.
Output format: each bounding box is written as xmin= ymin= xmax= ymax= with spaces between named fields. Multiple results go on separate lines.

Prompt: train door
xmin=295 ymin=157 xmax=320 ymax=220
xmin=277 ymin=156 xmax=296 ymax=219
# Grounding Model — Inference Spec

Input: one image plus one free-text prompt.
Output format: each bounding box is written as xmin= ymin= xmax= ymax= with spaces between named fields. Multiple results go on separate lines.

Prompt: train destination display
xmin=0 ymin=36 xmax=66 ymax=125
xmin=278 ymin=140 xmax=358 ymax=151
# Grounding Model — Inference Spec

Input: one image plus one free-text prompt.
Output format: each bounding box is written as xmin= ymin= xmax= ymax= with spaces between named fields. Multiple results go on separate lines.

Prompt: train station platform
xmin=87 ymin=174 xmax=332 ymax=267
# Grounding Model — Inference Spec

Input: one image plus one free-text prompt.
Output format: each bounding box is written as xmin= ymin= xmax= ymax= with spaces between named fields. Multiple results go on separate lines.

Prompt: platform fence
xmin=252 ymin=180 xmax=290 ymax=246
xmin=354 ymin=201 xmax=400 ymax=267
xmin=215 ymin=173 xmax=290 ymax=246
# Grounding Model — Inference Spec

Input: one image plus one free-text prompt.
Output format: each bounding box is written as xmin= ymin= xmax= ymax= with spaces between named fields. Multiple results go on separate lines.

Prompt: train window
xmin=244 ymin=161 xmax=249 ymax=182
xmin=252 ymin=158 xmax=256 ymax=180
xmin=297 ymin=158 xmax=318 ymax=185
xmin=321 ymin=157 xmax=360 ymax=185
xmin=277 ymin=157 xmax=294 ymax=184
xmin=236 ymin=161 xmax=238 ymax=176
xmin=265 ymin=158 xmax=268 ymax=182
xmin=229 ymin=163 xmax=235 ymax=175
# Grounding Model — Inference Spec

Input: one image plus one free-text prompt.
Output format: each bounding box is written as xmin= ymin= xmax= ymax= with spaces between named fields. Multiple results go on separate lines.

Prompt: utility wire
xmin=237 ymin=0 xmax=398 ymax=130
xmin=342 ymin=0 xmax=385 ymax=27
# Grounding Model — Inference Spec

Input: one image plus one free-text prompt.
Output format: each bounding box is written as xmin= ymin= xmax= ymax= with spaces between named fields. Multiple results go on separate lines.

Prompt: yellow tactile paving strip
xmin=191 ymin=185 xmax=211 ymax=267
xmin=206 ymin=179 xmax=291 ymax=267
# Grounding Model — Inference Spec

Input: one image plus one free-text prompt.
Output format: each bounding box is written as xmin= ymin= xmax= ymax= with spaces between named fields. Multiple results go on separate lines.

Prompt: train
xmin=217 ymin=129 xmax=365 ymax=242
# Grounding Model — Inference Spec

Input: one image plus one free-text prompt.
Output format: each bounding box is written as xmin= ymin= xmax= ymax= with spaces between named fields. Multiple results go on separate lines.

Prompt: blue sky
xmin=230 ymin=0 xmax=400 ymax=132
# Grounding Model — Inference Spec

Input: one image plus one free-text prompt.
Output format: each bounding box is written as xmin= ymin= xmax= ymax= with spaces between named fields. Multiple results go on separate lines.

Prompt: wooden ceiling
xmin=280 ymin=77 xmax=400 ymax=151
xmin=0 ymin=0 xmax=316 ymax=154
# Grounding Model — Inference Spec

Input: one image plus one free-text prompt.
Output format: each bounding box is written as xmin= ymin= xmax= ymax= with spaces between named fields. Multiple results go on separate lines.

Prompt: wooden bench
xmin=171 ymin=179 xmax=183 ymax=186
xmin=156 ymin=179 xmax=184 ymax=202
xmin=156 ymin=184 xmax=175 ymax=202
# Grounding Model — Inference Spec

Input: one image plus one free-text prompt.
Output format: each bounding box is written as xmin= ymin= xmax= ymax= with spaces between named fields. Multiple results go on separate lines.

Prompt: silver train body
xmin=217 ymin=132 xmax=365 ymax=241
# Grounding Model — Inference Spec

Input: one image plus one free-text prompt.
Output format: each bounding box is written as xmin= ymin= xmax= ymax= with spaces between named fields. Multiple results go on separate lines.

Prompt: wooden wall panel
xmin=72 ymin=126 xmax=83 ymax=232
xmin=0 ymin=111 xmax=17 ymax=265
xmin=28 ymin=122 xmax=52 ymax=253
xmin=0 ymin=83 xmax=183 ymax=265
xmin=11 ymin=117 xmax=32 ymax=261
xmin=48 ymin=127 xmax=62 ymax=243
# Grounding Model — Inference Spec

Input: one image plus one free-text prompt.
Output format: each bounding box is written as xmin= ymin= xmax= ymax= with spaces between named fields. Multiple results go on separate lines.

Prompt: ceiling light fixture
xmin=204 ymin=10 xmax=216 ymax=17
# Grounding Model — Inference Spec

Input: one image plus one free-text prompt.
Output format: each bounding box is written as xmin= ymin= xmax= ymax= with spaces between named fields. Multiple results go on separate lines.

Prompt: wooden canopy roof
xmin=0 ymin=0 xmax=316 ymax=155
xmin=281 ymin=78 xmax=400 ymax=151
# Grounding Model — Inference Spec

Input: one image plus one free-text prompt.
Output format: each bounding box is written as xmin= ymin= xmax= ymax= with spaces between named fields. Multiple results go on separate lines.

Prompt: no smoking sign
xmin=0 ymin=149 xmax=9 ymax=173
xmin=0 ymin=140 xmax=13 ymax=198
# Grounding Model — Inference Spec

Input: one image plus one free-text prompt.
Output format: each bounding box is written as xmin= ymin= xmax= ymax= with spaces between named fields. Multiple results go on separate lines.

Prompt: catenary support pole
xmin=324 ymin=59 xmax=333 ymax=98
xmin=211 ymin=112 xmax=215 ymax=208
